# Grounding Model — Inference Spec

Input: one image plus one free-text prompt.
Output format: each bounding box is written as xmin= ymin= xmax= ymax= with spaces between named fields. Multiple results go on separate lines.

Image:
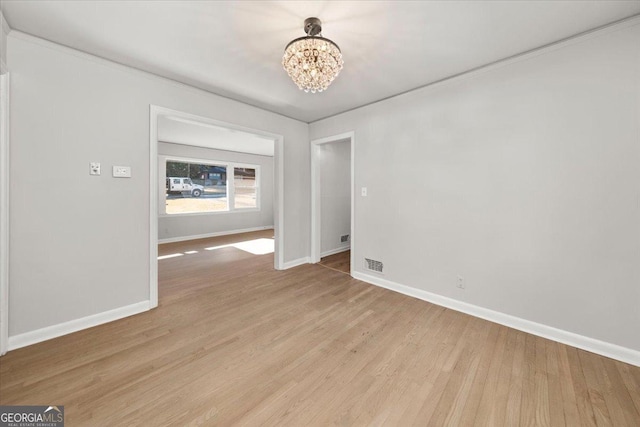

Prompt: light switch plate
xmin=361 ymin=187 xmax=368 ymax=197
xmin=112 ymin=166 xmax=131 ymax=178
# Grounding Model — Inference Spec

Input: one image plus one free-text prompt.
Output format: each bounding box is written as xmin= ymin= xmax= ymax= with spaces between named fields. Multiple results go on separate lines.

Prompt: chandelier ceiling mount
xmin=303 ymin=17 xmax=322 ymax=37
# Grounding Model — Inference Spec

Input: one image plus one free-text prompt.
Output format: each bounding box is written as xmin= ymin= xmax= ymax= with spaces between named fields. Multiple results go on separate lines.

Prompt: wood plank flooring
xmin=320 ymin=250 xmax=350 ymax=274
xmin=1 ymin=230 xmax=639 ymax=426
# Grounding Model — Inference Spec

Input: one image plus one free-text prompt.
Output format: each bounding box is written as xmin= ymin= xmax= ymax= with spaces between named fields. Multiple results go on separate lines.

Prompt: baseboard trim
xmin=159 ymin=226 xmax=274 ymax=244
xmin=8 ymin=300 xmax=151 ymax=351
xmin=320 ymin=246 xmax=350 ymax=258
xmin=281 ymin=257 xmax=310 ymax=270
xmin=352 ymin=271 xmax=640 ymax=367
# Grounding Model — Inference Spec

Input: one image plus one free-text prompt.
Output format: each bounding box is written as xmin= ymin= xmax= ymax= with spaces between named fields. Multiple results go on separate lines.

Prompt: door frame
xmin=149 ymin=105 xmax=284 ymax=308
xmin=310 ymin=131 xmax=355 ymax=273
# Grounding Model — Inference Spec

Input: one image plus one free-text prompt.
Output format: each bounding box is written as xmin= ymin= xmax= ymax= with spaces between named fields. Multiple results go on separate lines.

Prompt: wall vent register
xmin=364 ymin=258 xmax=383 ymax=273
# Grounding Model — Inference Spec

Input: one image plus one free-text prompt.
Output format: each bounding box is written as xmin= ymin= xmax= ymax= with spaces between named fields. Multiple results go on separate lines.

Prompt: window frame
xmin=160 ymin=155 xmax=261 ymax=217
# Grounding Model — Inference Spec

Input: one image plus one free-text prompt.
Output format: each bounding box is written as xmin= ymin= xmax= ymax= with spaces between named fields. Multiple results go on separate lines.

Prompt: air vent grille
xmin=341 ymin=234 xmax=350 ymax=243
xmin=364 ymin=258 xmax=383 ymax=273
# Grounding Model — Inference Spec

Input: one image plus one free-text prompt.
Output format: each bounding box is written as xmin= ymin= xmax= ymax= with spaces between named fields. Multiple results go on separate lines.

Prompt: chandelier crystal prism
xmin=282 ymin=17 xmax=344 ymax=93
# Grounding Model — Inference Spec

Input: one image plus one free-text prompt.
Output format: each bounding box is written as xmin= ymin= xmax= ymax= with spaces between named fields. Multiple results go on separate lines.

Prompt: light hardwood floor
xmin=1 ymin=230 xmax=639 ymax=426
xmin=320 ymin=250 xmax=350 ymax=274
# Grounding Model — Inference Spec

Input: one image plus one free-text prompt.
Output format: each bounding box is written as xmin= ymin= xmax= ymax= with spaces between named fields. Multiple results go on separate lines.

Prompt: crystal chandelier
xmin=282 ymin=17 xmax=344 ymax=93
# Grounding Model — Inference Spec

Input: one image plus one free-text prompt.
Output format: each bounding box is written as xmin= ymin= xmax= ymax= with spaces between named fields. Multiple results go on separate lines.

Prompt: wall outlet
xmin=457 ymin=275 xmax=465 ymax=289
xmin=90 ymin=162 xmax=101 ymax=176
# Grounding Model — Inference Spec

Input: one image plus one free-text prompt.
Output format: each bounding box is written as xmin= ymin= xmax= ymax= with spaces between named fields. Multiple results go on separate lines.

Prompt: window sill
xmin=159 ymin=208 xmax=261 ymax=218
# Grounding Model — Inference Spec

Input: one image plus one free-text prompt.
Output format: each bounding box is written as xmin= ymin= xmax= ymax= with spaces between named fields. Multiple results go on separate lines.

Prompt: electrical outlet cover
xmin=90 ymin=162 xmax=101 ymax=175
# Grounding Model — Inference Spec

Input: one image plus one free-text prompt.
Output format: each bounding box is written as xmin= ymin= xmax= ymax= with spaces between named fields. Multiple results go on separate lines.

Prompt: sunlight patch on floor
xmin=157 ymin=253 xmax=184 ymax=260
xmin=205 ymin=238 xmax=274 ymax=255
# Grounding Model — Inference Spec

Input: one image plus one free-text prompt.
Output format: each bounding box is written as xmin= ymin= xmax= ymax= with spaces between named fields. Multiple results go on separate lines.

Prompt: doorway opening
xmin=310 ymin=132 xmax=355 ymax=276
xmin=149 ymin=106 xmax=284 ymax=308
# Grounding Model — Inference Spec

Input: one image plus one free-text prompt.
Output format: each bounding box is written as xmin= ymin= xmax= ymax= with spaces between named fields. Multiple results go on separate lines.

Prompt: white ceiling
xmin=2 ymin=1 xmax=640 ymax=122
xmin=158 ymin=115 xmax=275 ymax=156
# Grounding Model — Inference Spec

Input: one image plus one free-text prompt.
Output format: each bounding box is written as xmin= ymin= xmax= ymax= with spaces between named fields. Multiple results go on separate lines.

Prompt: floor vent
xmin=364 ymin=258 xmax=383 ymax=273
xmin=341 ymin=234 xmax=350 ymax=243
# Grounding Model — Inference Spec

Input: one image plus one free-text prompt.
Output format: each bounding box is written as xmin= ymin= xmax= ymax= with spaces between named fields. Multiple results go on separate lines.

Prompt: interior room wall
xmin=158 ymin=142 xmax=274 ymax=240
xmin=7 ymin=32 xmax=309 ymax=339
xmin=0 ymin=11 xmax=8 ymax=70
xmin=0 ymin=10 xmax=9 ymax=355
xmin=319 ymin=140 xmax=351 ymax=256
xmin=310 ymin=23 xmax=640 ymax=355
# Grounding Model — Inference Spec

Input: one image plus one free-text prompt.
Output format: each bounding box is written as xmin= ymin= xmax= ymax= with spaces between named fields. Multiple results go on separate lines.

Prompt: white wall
xmin=158 ymin=142 xmax=274 ymax=240
xmin=319 ymin=140 xmax=350 ymax=255
xmin=0 ymin=10 xmax=9 ymax=354
xmin=0 ymin=10 xmax=8 ymax=71
xmin=310 ymin=23 xmax=640 ymax=354
xmin=7 ymin=32 xmax=309 ymax=338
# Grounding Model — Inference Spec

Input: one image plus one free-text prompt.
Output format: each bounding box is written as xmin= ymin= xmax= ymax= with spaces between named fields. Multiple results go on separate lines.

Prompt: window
xmin=234 ymin=167 xmax=257 ymax=209
xmin=163 ymin=158 xmax=259 ymax=215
